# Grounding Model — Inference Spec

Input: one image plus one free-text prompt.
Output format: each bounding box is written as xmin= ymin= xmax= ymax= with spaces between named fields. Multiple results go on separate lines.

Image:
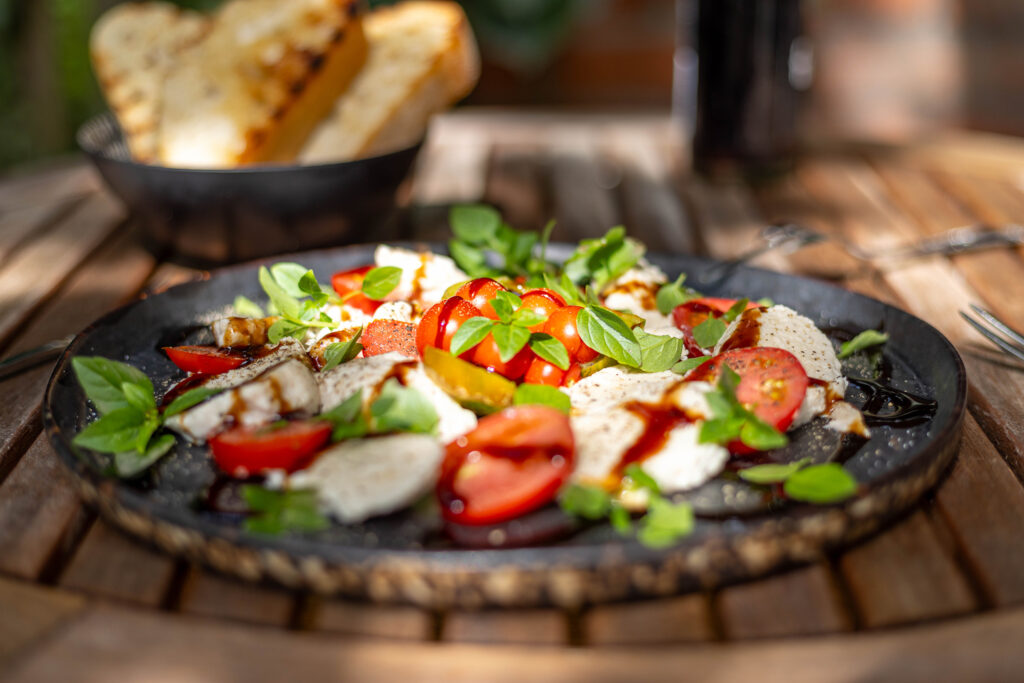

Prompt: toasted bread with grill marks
xmin=299 ymin=1 xmax=479 ymax=163
xmin=157 ymin=0 xmax=367 ymax=168
xmin=90 ymin=2 xmax=209 ymax=162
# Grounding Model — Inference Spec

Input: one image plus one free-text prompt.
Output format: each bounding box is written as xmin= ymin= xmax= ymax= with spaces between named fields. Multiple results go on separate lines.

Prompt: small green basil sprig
xmin=560 ymin=464 xmax=695 ymax=549
xmin=448 ymin=204 xmax=551 ymax=278
xmin=318 ymin=381 xmax=439 ymax=442
xmin=655 ymin=274 xmax=702 ymax=315
xmin=838 ymin=329 xmax=888 ymax=359
xmin=241 ymin=486 xmax=328 ymax=535
xmin=698 ymin=365 xmax=788 ymax=452
xmin=691 ymin=298 xmax=750 ymax=350
xmin=563 ymin=226 xmax=643 ymax=291
xmin=71 ymin=357 xmax=220 ymax=477
xmin=738 ymin=458 xmax=859 ymax=504
xmin=575 ymin=305 xmax=684 ymax=373
xmin=513 ymin=383 xmax=570 ymax=414
xmin=449 ymin=290 xmax=572 ymax=369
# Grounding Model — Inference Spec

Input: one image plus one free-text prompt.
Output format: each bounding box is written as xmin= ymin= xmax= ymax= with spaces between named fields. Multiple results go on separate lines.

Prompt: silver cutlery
xmin=960 ymin=304 xmax=1024 ymax=364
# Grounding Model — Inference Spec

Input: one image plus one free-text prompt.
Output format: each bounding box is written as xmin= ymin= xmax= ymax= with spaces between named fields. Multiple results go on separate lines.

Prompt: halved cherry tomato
xmin=164 ymin=345 xmax=245 ymax=375
xmin=415 ymin=297 xmax=483 ymax=357
xmin=562 ymin=362 xmax=583 ymax=387
xmin=210 ymin=419 xmax=332 ymax=476
xmin=688 ymin=347 xmax=809 ymax=453
xmin=437 ymin=406 xmax=574 ymax=525
xmin=524 ymin=357 xmax=566 ymax=387
xmin=544 ymin=305 xmax=599 ymax=363
xmin=470 ymin=335 xmax=532 ymax=380
xmin=331 ymin=265 xmax=382 ymax=315
xmin=362 ymin=319 xmax=417 ymax=358
xmin=519 ymin=289 xmax=566 ymax=332
xmin=672 ymin=297 xmax=759 ymax=356
xmin=455 ymin=278 xmax=507 ymax=319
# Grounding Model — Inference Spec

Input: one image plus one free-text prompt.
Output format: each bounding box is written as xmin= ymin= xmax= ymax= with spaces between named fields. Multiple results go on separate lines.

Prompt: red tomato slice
xmin=362 ymin=319 xmax=417 ymax=358
xmin=331 ymin=265 xmax=382 ymax=315
xmin=164 ymin=345 xmax=245 ymax=375
xmin=437 ymin=406 xmax=574 ymax=525
xmin=688 ymin=347 xmax=809 ymax=452
xmin=672 ymin=297 xmax=759 ymax=356
xmin=210 ymin=419 xmax=332 ymax=476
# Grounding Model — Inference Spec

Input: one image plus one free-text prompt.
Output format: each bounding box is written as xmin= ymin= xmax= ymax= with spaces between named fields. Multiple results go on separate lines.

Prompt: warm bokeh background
xmin=1 ymin=0 xmax=1021 ymax=169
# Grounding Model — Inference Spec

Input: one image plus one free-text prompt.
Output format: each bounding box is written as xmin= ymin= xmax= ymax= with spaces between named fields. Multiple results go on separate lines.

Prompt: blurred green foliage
xmin=0 ymin=0 xmax=581 ymax=170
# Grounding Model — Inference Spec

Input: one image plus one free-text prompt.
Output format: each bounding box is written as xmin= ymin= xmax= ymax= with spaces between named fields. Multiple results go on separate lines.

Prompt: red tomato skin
xmin=470 ymin=336 xmax=532 ymax=380
xmin=524 ymin=357 xmax=566 ymax=387
xmin=362 ymin=319 xmax=417 ymax=358
xmin=672 ymin=298 xmax=759 ymax=356
xmin=688 ymin=347 xmax=809 ymax=454
xmin=210 ymin=420 xmax=332 ymax=476
xmin=331 ymin=265 xmax=382 ymax=315
xmin=455 ymin=278 xmax=507 ymax=319
xmin=164 ymin=346 xmax=245 ymax=375
xmin=562 ymin=363 xmax=583 ymax=387
xmin=415 ymin=297 xmax=483 ymax=357
xmin=544 ymin=305 xmax=599 ymax=363
xmin=519 ymin=289 xmax=566 ymax=333
xmin=437 ymin=406 xmax=574 ymax=525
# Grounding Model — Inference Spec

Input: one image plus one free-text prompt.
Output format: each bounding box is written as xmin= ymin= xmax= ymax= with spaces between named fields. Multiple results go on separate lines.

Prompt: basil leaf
xmin=623 ymin=464 xmax=660 ymax=494
xmin=537 ymin=218 xmax=556 ymax=266
xmin=114 ymin=433 xmax=175 ymax=478
xmin=72 ymin=406 xmax=147 ymax=454
xmin=559 ymin=484 xmax=612 ymax=520
xmin=370 ymin=379 xmax=439 ymax=435
xmin=757 ymin=297 xmax=774 ymax=308
xmin=635 ymin=329 xmax=684 ymax=373
xmin=529 ymin=333 xmax=570 ymax=370
xmin=723 ymin=298 xmax=750 ymax=322
xmin=740 ymin=415 xmax=789 ymax=451
xmin=449 ymin=317 xmax=496 ymax=357
xmin=672 ymin=356 xmax=712 ymax=375
xmin=698 ymin=414 xmax=746 ymax=445
xmin=319 ymin=390 xmax=369 ymax=441
xmin=637 ymin=497 xmax=694 ymax=548
xmin=298 ymin=270 xmax=323 ymax=298
xmin=163 ymin=387 xmax=222 ymax=417
xmin=737 ymin=458 xmax=812 ymax=485
xmin=576 ymin=306 xmax=642 ymax=367
xmin=267 ymin=318 xmax=307 ymax=344
xmin=72 ymin=357 xmax=154 ymax=415
xmin=322 ymin=328 xmax=364 ymax=372
xmin=361 ymin=266 xmax=402 ymax=300
xmin=692 ymin=316 xmax=727 ymax=349
xmin=655 ymin=274 xmax=700 ymax=315
xmin=783 ymin=463 xmax=859 ymax=504
xmin=448 ymin=240 xmax=491 ymax=278
xmin=609 ymin=505 xmax=633 ymax=534
xmin=564 ymin=227 xmax=642 ymax=289
xmin=512 ymin=307 xmax=546 ymax=328
xmin=838 ymin=329 xmax=889 ymax=359
xmin=491 ymin=323 xmax=531 ymax=362
xmin=494 ymin=289 xmax=523 ymax=310
xmin=121 ymin=381 xmax=156 ymax=414
xmin=514 ymin=383 xmax=570 ymax=414
xmin=269 ymin=263 xmax=311 ymax=298
xmin=450 ymin=204 xmax=501 ymax=244
xmin=490 ymin=294 xmax=516 ymax=323
xmin=542 ymin=272 xmax=584 ymax=306
xmin=242 ymin=486 xmax=328 ymax=535
xmin=259 ymin=266 xmax=301 ymax=319
xmin=442 ymin=279 xmax=471 ymax=300
xmin=233 ymin=295 xmax=265 ymax=319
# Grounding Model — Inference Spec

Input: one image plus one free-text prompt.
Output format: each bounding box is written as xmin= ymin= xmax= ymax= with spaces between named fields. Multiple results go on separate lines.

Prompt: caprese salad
xmin=71 ymin=205 xmax=884 ymax=547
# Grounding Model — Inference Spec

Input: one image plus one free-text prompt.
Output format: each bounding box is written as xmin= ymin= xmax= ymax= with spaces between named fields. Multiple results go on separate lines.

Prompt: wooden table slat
xmin=177 ymin=567 xmax=296 ymax=627
xmin=308 ymin=598 xmax=435 ymax=640
xmin=441 ymin=609 xmax=569 ymax=646
xmin=583 ymin=594 xmax=715 ymax=645
xmin=0 ymin=576 xmax=86 ymax=668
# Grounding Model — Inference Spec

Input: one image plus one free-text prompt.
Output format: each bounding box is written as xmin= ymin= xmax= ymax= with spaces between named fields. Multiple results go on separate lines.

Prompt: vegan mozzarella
xmin=374 ymin=245 xmax=467 ymax=308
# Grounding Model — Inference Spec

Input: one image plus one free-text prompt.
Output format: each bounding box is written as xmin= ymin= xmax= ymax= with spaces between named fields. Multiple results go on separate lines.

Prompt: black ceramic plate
xmin=43 ymin=244 xmax=966 ymax=608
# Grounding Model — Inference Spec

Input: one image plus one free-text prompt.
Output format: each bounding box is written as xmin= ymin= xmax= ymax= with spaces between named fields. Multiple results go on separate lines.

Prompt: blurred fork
xmin=960 ymin=304 xmax=1024 ymax=364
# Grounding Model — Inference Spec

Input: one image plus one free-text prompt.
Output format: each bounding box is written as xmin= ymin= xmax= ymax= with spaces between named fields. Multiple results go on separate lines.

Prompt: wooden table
xmin=3 ymin=110 xmax=1024 ymax=681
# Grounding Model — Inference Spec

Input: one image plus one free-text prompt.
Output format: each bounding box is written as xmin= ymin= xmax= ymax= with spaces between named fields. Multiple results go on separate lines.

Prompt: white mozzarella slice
xmin=291 ymin=434 xmax=443 ymax=524
xmin=372 ymin=301 xmax=414 ymax=323
xmin=640 ymin=424 xmax=729 ymax=494
xmin=601 ymin=258 xmax=673 ymax=330
xmin=568 ymin=366 xmax=681 ymax=414
xmin=397 ymin=367 xmax=477 ymax=443
xmin=374 ymin=245 xmax=467 ymax=308
xmin=827 ymin=401 xmax=870 ymax=438
xmin=570 ymin=408 xmax=644 ymax=484
xmin=198 ymin=338 xmax=308 ymax=391
xmin=316 ymin=352 xmax=412 ymax=411
xmin=164 ymin=358 xmax=320 ymax=443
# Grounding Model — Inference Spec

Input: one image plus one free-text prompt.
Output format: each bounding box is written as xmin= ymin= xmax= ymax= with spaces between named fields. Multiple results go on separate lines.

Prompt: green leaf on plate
xmin=321 ymin=328 xmax=364 ymax=372
xmin=783 ymin=463 xmax=859 ymax=504
xmin=529 ymin=333 xmax=570 ymax=371
xmin=114 ymin=433 xmax=176 ymax=478
xmin=491 ymin=323 xmax=531 ymax=362
xmin=655 ymin=273 xmax=701 ymax=315
xmin=361 ymin=266 xmax=403 ymax=300
xmin=635 ymin=328 xmax=684 ymax=373
xmin=838 ymin=329 xmax=889 ymax=359
xmin=232 ymin=295 xmax=265 ymax=319
xmin=691 ymin=316 xmax=727 ymax=350
xmin=737 ymin=458 xmax=812 ymax=485
xmin=370 ymin=379 xmax=439 ymax=435
xmin=163 ymin=387 xmax=223 ymax=418
xmin=576 ymin=305 xmax=642 ymax=367
xmin=671 ymin=356 xmax=712 ymax=375
xmin=449 ymin=317 xmax=496 ymax=357
xmin=72 ymin=356 xmax=154 ymax=415
xmin=513 ymin=383 xmax=570 ymax=414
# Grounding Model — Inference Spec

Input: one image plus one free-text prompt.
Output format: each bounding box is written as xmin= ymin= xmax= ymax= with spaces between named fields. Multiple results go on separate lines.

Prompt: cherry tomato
xmin=331 ymin=265 xmax=382 ymax=315
xmin=164 ymin=345 xmax=245 ymax=375
xmin=519 ymin=289 xmax=566 ymax=332
xmin=672 ymin=297 xmax=759 ymax=356
xmin=524 ymin=357 xmax=566 ymax=387
xmin=362 ymin=319 xmax=417 ymax=358
xmin=688 ymin=347 xmax=809 ymax=453
xmin=415 ymin=297 xmax=483 ymax=357
xmin=470 ymin=335 xmax=532 ymax=380
xmin=210 ymin=419 xmax=332 ymax=476
xmin=437 ymin=406 xmax=574 ymax=525
xmin=455 ymin=278 xmax=507 ymax=320
xmin=562 ymin=363 xmax=583 ymax=387
xmin=544 ymin=305 xmax=599 ymax=363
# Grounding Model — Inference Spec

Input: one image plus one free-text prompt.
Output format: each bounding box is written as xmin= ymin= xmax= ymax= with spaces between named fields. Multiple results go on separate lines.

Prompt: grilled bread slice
xmin=299 ymin=1 xmax=479 ymax=163
xmin=90 ymin=2 xmax=209 ymax=162
xmin=158 ymin=0 xmax=367 ymax=168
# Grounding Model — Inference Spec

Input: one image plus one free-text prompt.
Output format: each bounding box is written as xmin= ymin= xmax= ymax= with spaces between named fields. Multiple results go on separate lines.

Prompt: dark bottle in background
xmin=690 ymin=0 xmax=808 ymax=178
